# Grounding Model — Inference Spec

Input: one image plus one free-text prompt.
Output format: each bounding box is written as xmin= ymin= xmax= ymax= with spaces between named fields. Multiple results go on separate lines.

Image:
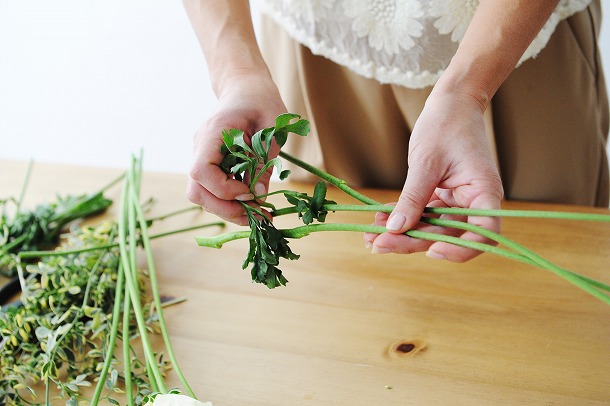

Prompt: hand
xmin=186 ymin=72 xmax=286 ymax=225
xmin=365 ymin=89 xmax=504 ymax=262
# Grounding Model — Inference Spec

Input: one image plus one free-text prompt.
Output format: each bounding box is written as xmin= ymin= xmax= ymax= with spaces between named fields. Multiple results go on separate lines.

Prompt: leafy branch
xmin=1 ymin=165 xmax=120 ymax=277
xmin=198 ymin=114 xmax=610 ymax=305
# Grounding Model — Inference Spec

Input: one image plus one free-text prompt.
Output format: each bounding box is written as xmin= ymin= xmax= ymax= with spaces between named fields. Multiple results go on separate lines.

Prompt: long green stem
xmin=91 ymin=263 xmax=125 ymax=405
xmin=123 ymin=287 xmax=134 ymax=406
xmin=15 ymin=159 xmax=34 ymax=217
xmin=273 ymin=203 xmax=610 ymax=291
xmin=99 ymin=172 xmax=126 ymax=195
xmin=197 ymin=220 xmax=610 ymax=304
xmin=128 ymin=183 xmax=197 ymax=398
xmin=118 ymin=176 xmax=166 ymax=393
xmin=273 ymin=203 xmax=610 ymax=223
xmin=280 ymin=151 xmax=610 ymax=224
xmin=421 ymin=218 xmax=610 ymax=300
xmin=18 ymin=222 xmax=225 ymax=259
xmin=279 ymin=151 xmax=378 ymax=205
xmin=145 ymin=205 xmax=202 ymax=222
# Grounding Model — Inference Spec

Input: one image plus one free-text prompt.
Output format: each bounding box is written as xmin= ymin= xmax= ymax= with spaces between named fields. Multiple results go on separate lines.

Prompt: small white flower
xmin=343 ymin=0 xmax=424 ymax=54
xmin=429 ymin=0 xmax=479 ymax=42
xmin=144 ymin=394 xmax=212 ymax=406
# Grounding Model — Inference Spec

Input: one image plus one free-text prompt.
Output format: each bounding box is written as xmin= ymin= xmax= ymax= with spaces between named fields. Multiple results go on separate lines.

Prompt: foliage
xmin=219 ymin=114 xmax=318 ymax=288
xmin=0 ymin=220 xmax=159 ymax=405
xmin=1 ymin=157 xmax=217 ymax=405
xmin=0 ymin=189 xmax=113 ymax=277
xmin=219 ymin=113 xmax=309 ymax=189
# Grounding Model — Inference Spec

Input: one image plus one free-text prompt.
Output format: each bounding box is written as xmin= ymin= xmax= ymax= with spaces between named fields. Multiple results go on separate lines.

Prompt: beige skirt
xmin=259 ymin=0 xmax=609 ymax=207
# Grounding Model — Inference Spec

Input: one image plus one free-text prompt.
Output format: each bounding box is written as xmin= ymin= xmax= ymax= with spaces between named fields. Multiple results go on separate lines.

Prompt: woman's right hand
xmin=186 ymin=72 xmax=287 ymax=225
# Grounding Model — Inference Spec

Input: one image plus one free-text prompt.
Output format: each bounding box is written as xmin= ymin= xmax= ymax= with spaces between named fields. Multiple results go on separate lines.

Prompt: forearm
xmin=434 ymin=0 xmax=561 ymax=108
xmin=182 ymin=0 xmax=270 ymax=97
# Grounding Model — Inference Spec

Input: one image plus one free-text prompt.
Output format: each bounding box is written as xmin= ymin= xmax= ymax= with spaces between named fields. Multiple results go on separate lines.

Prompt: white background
xmin=1 ymin=1 xmax=610 ymax=174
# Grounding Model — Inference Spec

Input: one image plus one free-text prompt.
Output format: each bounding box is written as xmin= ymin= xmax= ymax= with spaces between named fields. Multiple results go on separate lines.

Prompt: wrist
xmin=212 ymin=66 xmax=273 ymax=99
xmin=214 ymin=68 xmax=279 ymax=100
xmin=431 ymin=65 xmax=492 ymax=112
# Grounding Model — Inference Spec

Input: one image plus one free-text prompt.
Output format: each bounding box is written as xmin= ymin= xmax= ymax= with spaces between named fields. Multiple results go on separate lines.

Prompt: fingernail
xmin=236 ymin=193 xmax=254 ymax=201
xmin=386 ymin=214 xmax=406 ymax=231
xmin=371 ymin=246 xmax=392 ymax=254
xmin=365 ymin=241 xmax=372 ymax=249
xmin=254 ymin=183 xmax=267 ymax=201
xmin=426 ymin=250 xmax=446 ymax=260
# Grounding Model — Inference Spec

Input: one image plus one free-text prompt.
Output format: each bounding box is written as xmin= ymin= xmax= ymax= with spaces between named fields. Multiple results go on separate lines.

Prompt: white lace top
xmin=257 ymin=0 xmax=592 ymax=88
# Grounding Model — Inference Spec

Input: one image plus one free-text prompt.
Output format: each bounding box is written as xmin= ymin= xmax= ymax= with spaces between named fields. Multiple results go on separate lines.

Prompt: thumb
xmin=386 ymin=167 xmax=439 ymax=234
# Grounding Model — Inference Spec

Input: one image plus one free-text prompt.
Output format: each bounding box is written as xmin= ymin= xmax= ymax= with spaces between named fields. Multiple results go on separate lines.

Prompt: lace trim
xmin=258 ymin=0 xmax=592 ymax=89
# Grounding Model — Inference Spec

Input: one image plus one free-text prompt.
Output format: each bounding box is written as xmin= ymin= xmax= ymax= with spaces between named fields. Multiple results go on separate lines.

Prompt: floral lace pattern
xmin=257 ymin=0 xmax=592 ymax=88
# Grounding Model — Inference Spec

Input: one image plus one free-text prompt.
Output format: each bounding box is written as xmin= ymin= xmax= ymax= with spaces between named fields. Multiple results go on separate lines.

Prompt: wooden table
xmin=2 ymin=160 xmax=609 ymax=405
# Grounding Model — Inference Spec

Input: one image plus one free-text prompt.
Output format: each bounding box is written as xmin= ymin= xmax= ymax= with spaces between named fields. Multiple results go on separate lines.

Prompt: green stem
xmin=1 ymin=233 xmax=29 ymax=254
xmin=145 ymin=205 xmax=202 ymax=223
xmin=196 ymin=231 xmax=250 ymax=248
xmin=273 ymin=203 xmax=610 ymax=223
xmin=99 ymin=172 xmax=126 ymax=195
xmin=279 ymin=151 xmax=378 ymax=205
xmin=15 ymin=159 xmax=34 ymax=217
xmin=197 ymin=221 xmax=610 ymax=304
xmin=91 ymin=263 xmax=125 ymax=405
xmin=118 ymin=174 xmax=166 ymax=392
xmin=251 ymin=159 xmax=275 ymax=190
xmin=280 ymin=151 xmax=610 ymax=222
xmin=125 ymin=165 xmax=142 ymax=403
xmin=18 ymin=222 xmax=225 ymax=259
xmin=421 ymin=217 xmax=610 ymax=301
xmin=123 ymin=286 xmax=134 ymax=406
xmin=128 ymin=183 xmax=197 ymax=398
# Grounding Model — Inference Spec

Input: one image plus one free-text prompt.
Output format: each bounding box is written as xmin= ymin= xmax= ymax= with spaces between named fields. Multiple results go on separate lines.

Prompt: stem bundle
xmin=198 ymin=148 xmax=610 ymax=305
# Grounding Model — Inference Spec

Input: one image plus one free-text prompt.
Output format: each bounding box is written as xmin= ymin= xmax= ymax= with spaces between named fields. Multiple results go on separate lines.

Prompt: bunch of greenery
xmin=197 ymin=114 xmax=610 ymax=306
xmin=1 ymin=156 xmax=221 ymax=405
xmin=0 ymin=162 xmax=117 ymax=278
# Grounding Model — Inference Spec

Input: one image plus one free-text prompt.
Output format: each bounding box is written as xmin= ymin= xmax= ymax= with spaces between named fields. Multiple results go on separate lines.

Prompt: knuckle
xmin=186 ymin=181 xmax=199 ymax=203
xmin=398 ymin=189 xmax=428 ymax=208
xmin=189 ymin=164 xmax=208 ymax=184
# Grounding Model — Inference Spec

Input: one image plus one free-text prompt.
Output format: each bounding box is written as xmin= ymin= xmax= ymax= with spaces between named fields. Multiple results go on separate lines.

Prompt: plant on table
xmin=196 ymin=113 xmax=610 ymax=306
xmin=0 ymin=156 xmax=220 ymax=405
xmin=0 ymin=161 xmax=117 ymax=278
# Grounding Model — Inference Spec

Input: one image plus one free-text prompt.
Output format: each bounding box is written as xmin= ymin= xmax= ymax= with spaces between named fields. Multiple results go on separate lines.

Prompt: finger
xmin=386 ymin=166 xmax=441 ymax=234
xmin=190 ymin=158 xmax=253 ymax=202
xmin=369 ymin=215 xmax=460 ymax=254
xmin=191 ymin=127 xmax=254 ymax=201
xmin=373 ymin=220 xmax=467 ymax=254
xmin=370 ymin=230 xmax=435 ymax=254
xmin=186 ymin=178 xmax=249 ymax=225
xmin=363 ymin=204 xmax=395 ymax=247
xmin=426 ymin=193 xmax=501 ymax=262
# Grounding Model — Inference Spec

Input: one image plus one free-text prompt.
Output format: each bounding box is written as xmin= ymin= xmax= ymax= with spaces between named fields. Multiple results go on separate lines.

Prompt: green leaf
xmin=275 ymin=113 xmax=301 ymax=128
xmin=222 ymin=129 xmax=234 ymax=149
xmin=251 ymin=129 xmax=267 ymax=161
xmin=285 ymin=194 xmax=300 ymax=206
xmin=312 ymin=181 xmax=327 ymax=211
xmin=232 ymin=129 xmax=253 ymax=154
xmin=35 ymin=326 xmax=52 ymax=340
xmin=279 ymin=169 xmax=291 ymax=180
xmin=284 ymin=119 xmax=310 ymax=137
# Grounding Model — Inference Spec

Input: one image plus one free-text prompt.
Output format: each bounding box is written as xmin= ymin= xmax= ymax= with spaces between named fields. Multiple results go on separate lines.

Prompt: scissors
xmin=0 ymin=277 xmax=22 ymax=311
